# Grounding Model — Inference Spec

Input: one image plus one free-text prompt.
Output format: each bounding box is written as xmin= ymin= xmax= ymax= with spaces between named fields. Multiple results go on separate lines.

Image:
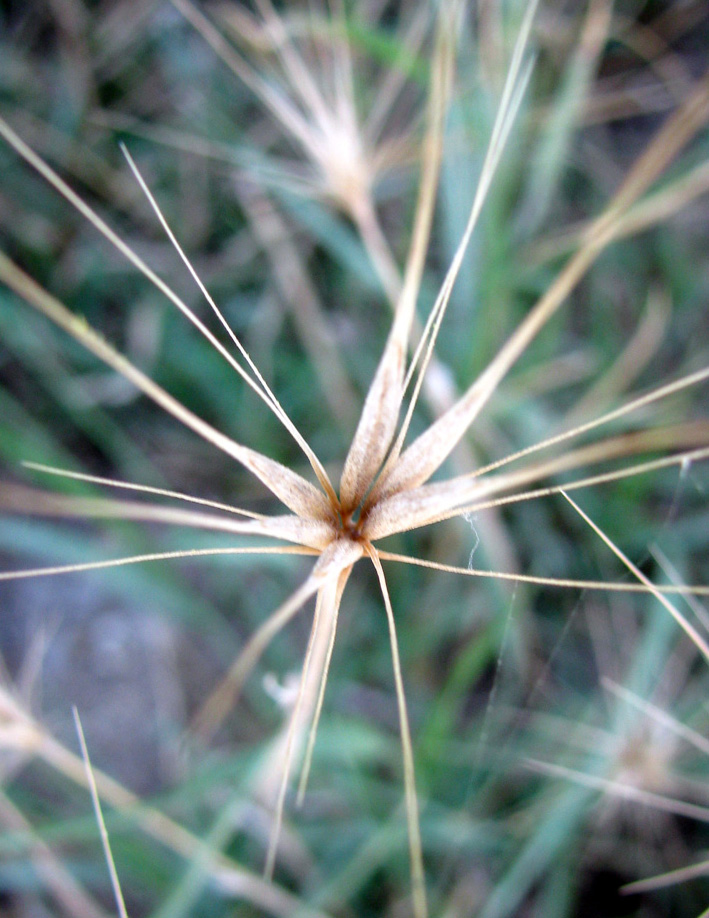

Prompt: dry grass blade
xmin=119 ymin=145 xmax=337 ymax=504
xmin=193 ymin=538 xmax=363 ymax=740
xmin=612 ymin=158 xmax=709 ymax=241
xmin=264 ymin=586 xmax=325 ymax=881
xmin=0 ymin=116 xmax=317 ymax=457
xmin=473 ymin=364 xmax=709 ymax=479
xmin=364 ymin=423 xmax=709 ymax=540
xmin=562 ymin=287 xmax=670 ymax=424
xmin=0 ymin=251 xmax=333 ymax=522
xmin=652 ymin=544 xmax=709 ymax=633
xmin=456 ymin=446 xmax=709 ymax=523
xmin=327 ymin=0 xmax=357 ymax=119
xmin=376 ymin=551 xmax=709 ymax=597
xmin=251 ymin=0 xmax=331 ymax=129
xmin=362 ymin=1 xmax=538 ymax=510
xmin=169 ymin=0 xmax=316 ymax=155
xmin=561 ymin=491 xmax=709 ymax=663
xmin=297 ymin=567 xmax=351 ymax=806
xmin=337 ymin=3 xmax=456 ymax=512
xmin=602 ymin=679 xmax=709 ymax=758
xmin=364 ymin=6 xmax=430 ymax=143
xmin=394 ymin=2 xmax=457 ymax=340
xmin=375 ymin=70 xmax=709 ymax=502
xmin=72 ymin=707 xmax=129 ymax=918
xmin=469 ymin=421 xmax=709 ymax=494
xmin=191 ymin=574 xmax=322 ymax=742
xmin=527 ymin=759 xmax=709 ymax=824
xmin=263 ymin=577 xmax=339 ymax=881
xmin=594 ymin=71 xmax=709 ymax=228
xmin=622 ymin=860 xmax=709 ymax=895
xmin=237 ymin=186 xmax=358 ymax=428
xmin=530 ymin=158 xmax=709 ymax=264
xmin=0 ymin=483 xmax=334 ymax=549
xmin=368 ymin=545 xmax=426 ymax=918
xmin=22 ymin=461 xmax=267 ymax=519
xmin=0 ymin=789 xmax=109 ymax=918
xmin=385 ymin=2 xmax=538 ymax=472
xmin=0 ymin=546 xmax=315 ymax=583
xmin=0 ymin=687 xmax=330 ymax=917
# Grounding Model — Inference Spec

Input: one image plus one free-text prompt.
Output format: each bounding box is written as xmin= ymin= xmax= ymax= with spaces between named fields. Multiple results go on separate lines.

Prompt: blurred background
xmin=1 ymin=0 xmax=709 ymax=915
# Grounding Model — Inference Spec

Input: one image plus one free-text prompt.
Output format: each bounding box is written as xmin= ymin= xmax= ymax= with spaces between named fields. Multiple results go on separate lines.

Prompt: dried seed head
xmin=0 ymin=483 xmax=337 ymax=550
xmin=239 ymin=449 xmax=335 ymax=522
xmin=339 ymin=338 xmax=405 ymax=513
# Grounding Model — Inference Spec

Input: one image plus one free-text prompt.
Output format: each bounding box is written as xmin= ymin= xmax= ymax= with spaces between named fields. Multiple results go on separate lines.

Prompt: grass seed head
xmin=1 ymin=2 xmax=709 ymax=916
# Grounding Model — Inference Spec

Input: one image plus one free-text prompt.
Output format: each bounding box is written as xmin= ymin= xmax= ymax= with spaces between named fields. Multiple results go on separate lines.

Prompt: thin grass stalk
xmin=119 ymin=144 xmax=337 ymax=504
xmin=0 ymin=251 xmax=333 ymax=522
xmin=374 ymin=71 xmax=709 ymax=503
xmin=0 ymin=790 xmax=109 ymax=918
xmin=72 ymin=708 xmax=129 ymax=918
xmin=0 ymin=546 xmax=316 ymax=583
xmin=367 ymin=545 xmax=427 ymax=918
xmin=376 ymin=550 xmax=709 ymax=597
xmin=561 ymin=491 xmax=709 ymax=662
xmin=297 ymin=566 xmax=351 ymax=805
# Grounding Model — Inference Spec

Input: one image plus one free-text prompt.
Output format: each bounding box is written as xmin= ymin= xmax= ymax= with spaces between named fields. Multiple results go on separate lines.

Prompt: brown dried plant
xmin=1 ymin=2 xmax=709 ymax=916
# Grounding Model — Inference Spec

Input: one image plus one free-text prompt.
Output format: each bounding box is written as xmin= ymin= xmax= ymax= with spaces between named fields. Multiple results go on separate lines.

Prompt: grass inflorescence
xmin=1 ymin=1 xmax=709 ymax=916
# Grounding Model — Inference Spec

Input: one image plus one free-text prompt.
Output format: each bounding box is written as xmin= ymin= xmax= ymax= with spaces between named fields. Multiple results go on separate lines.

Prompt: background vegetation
xmin=1 ymin=0 xmax=709 ymax=915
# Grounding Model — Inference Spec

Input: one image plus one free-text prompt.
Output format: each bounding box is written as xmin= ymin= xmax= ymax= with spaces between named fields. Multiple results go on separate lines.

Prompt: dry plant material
xmin=1 ymin=3 xmax=709 ymax=916
xmin=73 ymin=707 xmax=130 ymax=918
